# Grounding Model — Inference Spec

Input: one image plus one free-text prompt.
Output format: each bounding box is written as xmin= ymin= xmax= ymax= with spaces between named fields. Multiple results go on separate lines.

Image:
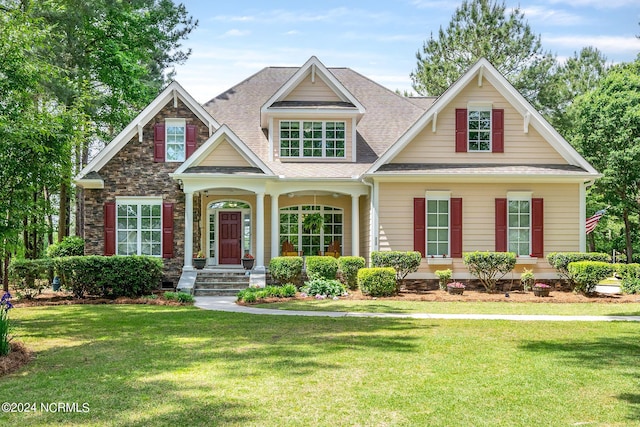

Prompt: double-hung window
xmin=117 ymin=199 xmax=162 ymax=256
xmin=280 ymin=120 xmax=345 ymax=158
xmin=508 ymin=194 xmax=531 ymax=256
xmin=468 ymin=107 xmax=491 ymax=152
xmin=165 ymin=118 xmax=186 ymax=162
xmin=426 ymin=192 xmax=450 ymax=256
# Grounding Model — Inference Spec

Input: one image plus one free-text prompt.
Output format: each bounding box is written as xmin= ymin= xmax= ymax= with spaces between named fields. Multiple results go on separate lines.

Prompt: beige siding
xmin=199 ymin=139 xmax=251 ymax=167
xmin=360 ymin=195 xmax=371 ymax=265
xmin=284 ymin=74 xmax=342 ymax=102
xmin=274 ymin=118 xmax=353 ymax=162
xmin=377 ymin=181 xmax=581 ymax=275
xmin=391 ymin=80 xmax=567 ymax=165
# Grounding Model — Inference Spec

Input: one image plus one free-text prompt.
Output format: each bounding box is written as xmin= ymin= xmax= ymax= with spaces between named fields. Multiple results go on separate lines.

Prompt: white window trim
xmin=467 ymin=106 xmax=492 ymax=152
xmin=425 ymin=191 xmax=451 ymax=258
xmin=279 ymin=205 xmax=344 ymax=255
xmin=279 ymin=120 xmax=347 ymax=159
xmin=115 ymin=197 xmax=163 ymax=257
xmin=506 ymin=192 xmax=532 ymax=257
xmin=165 ymin=118 xmax=186 ymax=162
xmin=206 ymin=200 xmax=252 ymax=266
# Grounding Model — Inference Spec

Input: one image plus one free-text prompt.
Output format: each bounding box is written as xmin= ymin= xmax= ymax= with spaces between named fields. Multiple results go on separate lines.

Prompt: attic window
xmin=166 ymin=119 xmax=186 ymax=162
xmin=468 ymin=108 xmax=491 ymax=152
xmin=279 ymin=120 xmax=345 ymax=158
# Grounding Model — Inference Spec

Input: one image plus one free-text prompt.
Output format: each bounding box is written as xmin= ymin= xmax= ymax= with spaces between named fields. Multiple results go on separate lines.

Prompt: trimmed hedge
xmin=46 ymin=236 xmax=85 ymax=258
xmin=269 ymin=256 xmax=303 ymax=285
xmin=358 ymin=267 xmax=397 ymax=297
xmin=567 ymin=261 xmax=614 ymax=294
xmin=614 ymin=263 xmax=640 ymax=295
xmin=305 ymin=256 xmax=338 ymax=280
xmin=8 ymin=258 xmax=55 ymax=299
xmin=371 ymin=251 xmax=421 ymax=281
xmin=547 ymin=252 xmax=610 ymax=288
xmin=55 ymin=256 xmax=163 ymax=298
xmin=463 ymin=251 xmax=516 ymax=293
xmin=338 ymin=256 xmax=365 ymax=290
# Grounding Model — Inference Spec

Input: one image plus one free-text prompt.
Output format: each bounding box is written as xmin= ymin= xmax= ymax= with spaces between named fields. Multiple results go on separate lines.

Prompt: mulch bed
xmin=0 ymin=341 xmax=33 ymax=377
xmin=11 ymin=291 xmax=186 ymax=308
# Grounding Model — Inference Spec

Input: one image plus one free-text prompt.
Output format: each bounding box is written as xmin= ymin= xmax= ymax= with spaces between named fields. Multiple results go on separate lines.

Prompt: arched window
xmin=279 ymin=205 xmax=343 ymax=256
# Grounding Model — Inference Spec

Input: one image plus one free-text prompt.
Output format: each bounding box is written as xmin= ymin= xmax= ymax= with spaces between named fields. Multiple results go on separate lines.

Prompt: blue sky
xmin=173 ymin=0 xmax=640 ymax=103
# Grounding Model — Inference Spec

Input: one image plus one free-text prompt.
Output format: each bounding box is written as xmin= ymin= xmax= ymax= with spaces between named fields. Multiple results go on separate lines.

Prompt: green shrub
xmin=371 ymin=251 xmax=421 ymax=281
xmin=236 ymin=284 xmax=298 ymax=302
xmin=305 ymin=256 xmax=338 ymax=280
xmin=164 ymin=291 xmax=194 ymax=303
xmin=46 ymin=236 xmax=85 ymax=258
xmin=567 ymin=261 xmax=614 ymax=294
xmin=8 ymin=258 xmax=54 ymax=299
xmin=614 ymin=263 xmax=640 ymax=280
xmin=338 ymin=256 xmax=366 ymax=290
xmin=463 ymin=252 xmax=516 ymax=293
xmin=55 ymin=256 xmax=163 ymax=298
xmin=269 ymin=256 xmax=303 ymax=285
xmin=520 ymin=269 xmax=535 ymax=292
xmin=547 ymin=252 xmax=611 ymax=288
xmin=358 ymin=267 xmax=397 ymax=297
xmin=621 ymin=278 xmax=640 ymax=294
xmin=434 ymin=269 xmax=452 ymax=291
xmin=301 ymin=278 xmax=346 ymax=297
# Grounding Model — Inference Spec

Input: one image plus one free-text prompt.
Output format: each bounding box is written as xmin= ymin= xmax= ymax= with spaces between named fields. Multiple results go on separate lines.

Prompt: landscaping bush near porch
xmin=55 ymin=256 xmax=163 ymax=298
xmin=358 ymin=267 xmax=397 ymax=297
xmin=269 ymin=256 xmax=303 ymax=285
xmin=547 ymin=252 xmax=610 ymax=289
xmin=463 ymin=251 xmax=516 ymax=293
xmin=567 ymin=261 xmax=614 ymax=294
xmin=338 ymin=256 xmax=365 ymax=290
xmin=305 ymin=256 xmax=338 ymax=279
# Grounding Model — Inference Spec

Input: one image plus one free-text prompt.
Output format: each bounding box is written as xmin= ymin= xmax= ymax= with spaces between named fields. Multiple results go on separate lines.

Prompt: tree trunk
xmin=587 ymin=233 xmax=596 ymax=252
xmin=59 ymin=181 xmax=68 ymax=242
xmin=623 ymin=208 xmax=633 ymax=262
xmin=2 ymin=251 xmax=8 ymax=293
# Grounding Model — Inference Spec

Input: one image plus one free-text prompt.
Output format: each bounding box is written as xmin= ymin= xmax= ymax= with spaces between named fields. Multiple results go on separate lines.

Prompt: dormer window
xmin=165 ymin=118 xmax=186 ymax=162
xmin=280 ymin=120 xmax=345 ymax=158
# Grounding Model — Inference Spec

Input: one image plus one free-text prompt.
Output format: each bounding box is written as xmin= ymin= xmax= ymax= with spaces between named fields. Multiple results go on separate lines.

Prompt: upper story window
xmin=280 ymin=120 xmax=345 ymax=158
xmin=468 ymin=108 xmax=491 ymax=152
xmin=165 ymin=118 xmax=186 ymax=162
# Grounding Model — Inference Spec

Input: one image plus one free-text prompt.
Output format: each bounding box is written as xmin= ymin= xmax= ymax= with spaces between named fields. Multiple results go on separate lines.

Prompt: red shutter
xmin=104 ymin=202 xmax=116 ymax=256
xmin=162 ymin=202 xmax=174 ymax=259
xmin=450 ymin=198 xmax=463 ymax=258
xmin=455 ymin=109 xmax=468 ymax=152
xmin=531 ymin=198 xmax=544 ymax=258
xmin=413 ymin=198 xmax=426 ymax=257
xmin=492 ymin=109 xmax=504 ymax=153
xmin=495 ymin=198 xmax=507 ymax=252
xmin=154 ymin=123 xmax=165 ymax=162
xmin=186 ymin=124 xmax=197 ymax=159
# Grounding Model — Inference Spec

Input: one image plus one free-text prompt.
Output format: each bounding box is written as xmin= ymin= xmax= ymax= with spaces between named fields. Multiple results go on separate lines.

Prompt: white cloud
xmin=283 ymin=30 xmax=300 ymax=36
xmin=219 ymin=29 xmax=251 ymax=38
xmin=521 ymin=6 xmax=585 ymax=25
xmin=544 ymin=34 xmax=640 ymax=54
xmin=545 ymin=0 xmax=638 ymax=8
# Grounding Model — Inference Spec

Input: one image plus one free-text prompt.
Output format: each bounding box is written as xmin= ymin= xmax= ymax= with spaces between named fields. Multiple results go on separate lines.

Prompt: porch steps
xmin=193 ymin=270 xmax=250 ymax=297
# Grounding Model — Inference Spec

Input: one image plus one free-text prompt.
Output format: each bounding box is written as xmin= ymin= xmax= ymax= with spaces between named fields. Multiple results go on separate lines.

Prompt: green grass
xmin=1 ymin=305 xmax=640 ymax=426
xmin=256 ymin=299 xmax=640 ymax=316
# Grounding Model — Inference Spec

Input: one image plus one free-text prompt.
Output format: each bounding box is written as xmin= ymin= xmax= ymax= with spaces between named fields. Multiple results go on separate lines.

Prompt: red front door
xmin=219 ymin=211 xmax=242 ymax=264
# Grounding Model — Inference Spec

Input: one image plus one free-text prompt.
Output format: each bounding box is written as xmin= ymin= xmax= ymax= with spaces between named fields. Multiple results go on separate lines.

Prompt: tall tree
xmin=539 ymin=47 xmax=609 ymax=138
xmin=410 ymin=0 xmax=555 ymax=108
xmin=571 ymin=59 xmax=640 ymax=262
xmin=31 ymin=0 xmax=197 ymax=239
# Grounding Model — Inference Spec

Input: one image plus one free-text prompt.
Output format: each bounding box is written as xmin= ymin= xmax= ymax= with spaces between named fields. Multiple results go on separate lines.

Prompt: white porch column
xmin=184 ymin=191 xmax=194 ymax=270
xmin=351 ymin=194 xmax=360 ymax=257
xmin=256 ymin=192 xmax=265 ymax=267
xmin=271 ymin=193 xmax=280 ymax=260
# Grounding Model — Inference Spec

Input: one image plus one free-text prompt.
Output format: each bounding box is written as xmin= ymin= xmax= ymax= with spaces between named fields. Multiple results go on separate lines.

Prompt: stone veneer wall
xmin=82 ymin=99 xmax=209 ymax=285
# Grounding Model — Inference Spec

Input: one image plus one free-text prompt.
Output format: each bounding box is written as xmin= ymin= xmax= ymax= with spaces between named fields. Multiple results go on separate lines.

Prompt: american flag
xmin=585 ymin=209 xmax=606 ymax=234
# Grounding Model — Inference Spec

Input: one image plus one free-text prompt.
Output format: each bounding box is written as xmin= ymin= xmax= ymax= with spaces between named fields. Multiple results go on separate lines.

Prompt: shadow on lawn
xmin=520 ymin=332 xmax=640 ymax=422
xmin=6 ymin=305 xmax=432 ymax=424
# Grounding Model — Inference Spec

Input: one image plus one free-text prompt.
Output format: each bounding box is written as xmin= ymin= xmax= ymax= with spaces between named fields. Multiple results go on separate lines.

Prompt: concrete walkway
xmin=194 ymin=296 xmax=640 ymax=322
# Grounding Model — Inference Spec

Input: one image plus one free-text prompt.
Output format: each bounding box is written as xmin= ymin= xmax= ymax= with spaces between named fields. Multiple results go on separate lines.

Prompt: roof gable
xmin=260 ymin=56 xmax=366 ymax=127
xmin=367 ymin=58 xmax=599 ymax=176
xmin=173 ymin=125 xmax=274 ymax=176
xmin=76 ymin=81 xmax=220 ymax=184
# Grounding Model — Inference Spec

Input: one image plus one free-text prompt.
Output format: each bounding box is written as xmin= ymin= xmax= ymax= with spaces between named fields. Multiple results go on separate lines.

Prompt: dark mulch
xmin=0 ymin=341 xmax=33 ymax=377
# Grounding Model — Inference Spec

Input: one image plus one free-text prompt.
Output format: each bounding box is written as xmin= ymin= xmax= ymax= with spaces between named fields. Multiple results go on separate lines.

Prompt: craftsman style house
xmin=75 ymin=57 xmax=600 ymax=285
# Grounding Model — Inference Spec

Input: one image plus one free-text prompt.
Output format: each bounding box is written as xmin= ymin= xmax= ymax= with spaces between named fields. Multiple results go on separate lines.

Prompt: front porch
xmin=179 ymin=180 xmax=369 ymax=271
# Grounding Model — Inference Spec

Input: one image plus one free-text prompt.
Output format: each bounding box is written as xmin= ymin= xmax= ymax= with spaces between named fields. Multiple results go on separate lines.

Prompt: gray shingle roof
xmin=202 ymin=66 xmax=427 ymax=178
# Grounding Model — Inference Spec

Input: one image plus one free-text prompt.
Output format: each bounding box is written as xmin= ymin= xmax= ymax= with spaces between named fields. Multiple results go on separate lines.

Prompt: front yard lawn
xmin=1 ymin=305 xmax=639 ymax=426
